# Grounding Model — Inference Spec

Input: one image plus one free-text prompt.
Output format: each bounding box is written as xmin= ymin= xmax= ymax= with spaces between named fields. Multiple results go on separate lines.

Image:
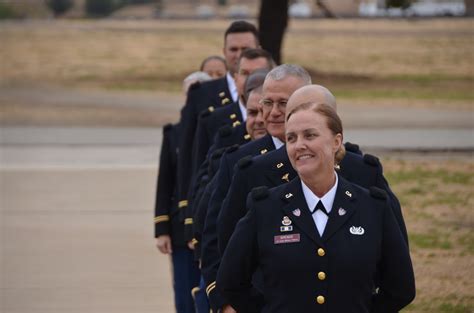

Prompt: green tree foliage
xmin=386 ymin=0 xmax=411 ymax=9
xmin=0 ymin=3 xmax=20 ymax=19
xmin=45 ymin=0 xmax=74 ymax=17
xmin=85 ymin=0 xmax=121 ymax=17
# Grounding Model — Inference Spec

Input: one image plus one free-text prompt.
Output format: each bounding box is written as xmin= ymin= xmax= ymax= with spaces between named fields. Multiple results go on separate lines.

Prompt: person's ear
xmin=333 ymin=133 xmax=343 ymax=153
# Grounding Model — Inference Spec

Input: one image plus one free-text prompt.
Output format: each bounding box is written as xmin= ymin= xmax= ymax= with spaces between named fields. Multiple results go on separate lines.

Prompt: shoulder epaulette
xmin=163 ymin=123 xmax=172 ymax=132
xmin=251 ymin=186 xmax=269 ymax=201
xmin=226 ymin=144 xmax=239 ymax=154
xmin=237 ymin=155 xmax=253 ymax=169
xmin=369 ymin=186 xmax=388 ymax=200
xmin=189 ymin=81 xmax=201 ymax=90
xmin=211 ymin=147 xmax=226 ymax=160
xmin=218 ymin=125 xmax=233 ymax=138
xmin=363 ymin=154 xmax=380 ymax=166
xmin=345 ymin=142 xmax=360 ymax=154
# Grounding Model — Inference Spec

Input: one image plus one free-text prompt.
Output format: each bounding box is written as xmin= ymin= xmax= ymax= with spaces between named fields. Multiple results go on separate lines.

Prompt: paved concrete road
xmin=2 ymin=168 xmax=175 ymax=313
xmin=1 ymin=126 xmax=472 ymax=169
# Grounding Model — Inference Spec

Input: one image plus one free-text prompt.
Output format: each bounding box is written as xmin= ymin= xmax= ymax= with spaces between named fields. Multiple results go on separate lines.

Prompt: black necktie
xmin=311 ymin=200 xmax=329 ymax=216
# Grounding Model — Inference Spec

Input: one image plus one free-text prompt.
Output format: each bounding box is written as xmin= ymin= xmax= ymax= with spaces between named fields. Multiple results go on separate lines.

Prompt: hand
xmin=221 ymin=304 xmax=237 ymax=313
xmin=156 ymin=235 xmax=172 ymax=254
xmin=187 ymin=240 xmax=195 ymax=250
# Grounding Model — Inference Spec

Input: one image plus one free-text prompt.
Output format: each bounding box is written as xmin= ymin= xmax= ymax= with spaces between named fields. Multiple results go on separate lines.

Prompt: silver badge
xmin=292 ymin=208 xmax=301 ymax=217
xmin=349 ymin=226 xmax=365 ymax=235
xmin=282 ymin=216 xmax=292 ymax=226
xmin=338 ymin=208 xmax=346 ymax=216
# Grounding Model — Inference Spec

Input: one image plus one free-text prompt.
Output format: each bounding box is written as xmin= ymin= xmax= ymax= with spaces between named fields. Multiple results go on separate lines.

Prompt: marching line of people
xmin=155 ymin=20 xmax=415 ymax=313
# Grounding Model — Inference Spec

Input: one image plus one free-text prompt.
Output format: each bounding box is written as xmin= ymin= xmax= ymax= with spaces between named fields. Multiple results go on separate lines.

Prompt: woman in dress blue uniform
xmin=216 ymin=101 xmax=415 ymax=313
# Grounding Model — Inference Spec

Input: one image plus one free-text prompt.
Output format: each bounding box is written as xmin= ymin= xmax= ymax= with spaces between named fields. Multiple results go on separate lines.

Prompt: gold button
xmin=316 ymin=295 xmax=325 ymax=304
xmin=317 ymin=248 xmax=325 ymax=256
xmin=318 ymin=272 xmax=326 ymax=280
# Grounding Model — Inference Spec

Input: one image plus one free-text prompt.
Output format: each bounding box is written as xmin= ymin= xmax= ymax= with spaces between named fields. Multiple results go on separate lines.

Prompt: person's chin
xmin=296 ymin=158 xmax=316 ymax=172
xmin=254 ymin=130 xmax=267 ymax=139
xmin=268 ymin=123 xmax=284 ymax=135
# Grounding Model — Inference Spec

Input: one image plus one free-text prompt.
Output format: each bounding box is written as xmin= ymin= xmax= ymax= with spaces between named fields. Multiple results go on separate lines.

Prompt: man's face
xmin=234 ymin=57 xmax=269 ymax=101
xmin=246 ymin=91 xmax=267 ymax=140
xmin=261 ymin=76 xmax=306 ymax=141
xmin=223 ymin=32 xmax=258 ymax=74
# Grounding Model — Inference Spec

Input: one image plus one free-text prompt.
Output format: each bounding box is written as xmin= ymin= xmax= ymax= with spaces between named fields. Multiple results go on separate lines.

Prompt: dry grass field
xmin=383 ymin=158 xmax=474 ymax=312
xmin=0 ymin=18 xmax=473 ymax=105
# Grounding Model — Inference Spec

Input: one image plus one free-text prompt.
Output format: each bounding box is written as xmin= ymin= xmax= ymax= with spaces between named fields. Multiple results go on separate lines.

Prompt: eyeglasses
xmin=259 ymin=99 xmax=287 ymax=111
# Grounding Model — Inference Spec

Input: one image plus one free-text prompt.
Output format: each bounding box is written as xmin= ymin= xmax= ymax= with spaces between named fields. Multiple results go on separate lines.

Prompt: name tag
xmin=274 ymin=234 xmax=300 ymax=244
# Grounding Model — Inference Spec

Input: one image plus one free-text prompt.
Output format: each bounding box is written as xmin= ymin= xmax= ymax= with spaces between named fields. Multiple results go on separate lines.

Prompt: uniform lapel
xmin=233 ymin=101 xmax=243 ymax=122
xmin=259 ymin=134 xmax=276 ymax=153
xmin=214 ymin=77 xmax=232 ymax=107
xmin=263 ymin=149 xmax=296 ymax=186
xmin=281 ymin=178 xmax=323 ymax=246
xmin=322 ymin=176 xmax=357 ymax=242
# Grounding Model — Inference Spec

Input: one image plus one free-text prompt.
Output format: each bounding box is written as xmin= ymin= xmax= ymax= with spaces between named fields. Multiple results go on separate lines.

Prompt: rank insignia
xmin=338 ymin=208 xmax=346 ymax=216
xmin=282 ymin=173 xmax=289 ymax=182
xmin=292 ymin=208 xmax=301 ymax=217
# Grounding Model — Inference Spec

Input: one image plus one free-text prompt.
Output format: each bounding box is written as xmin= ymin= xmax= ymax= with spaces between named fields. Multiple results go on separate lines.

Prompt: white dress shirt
xmin=271 ymin=136 xmax=285 ymax=150
xmin=239 ymin=99 xmax=247 ymax=122
xmin=301 ymin=172 xmax=338 ymax=237
xmin=226 ymin=72 xmax=238 ymax=103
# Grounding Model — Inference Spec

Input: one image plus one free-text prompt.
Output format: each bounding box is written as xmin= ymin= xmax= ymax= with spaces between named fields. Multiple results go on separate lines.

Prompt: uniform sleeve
xmin=217 ymin=198 xmax=259 ymax=312
xmin=191 ymin=175 xmax=212 ymax=260
xmin=372 ymin=198 xmax=416 ymax=312
xmin=154 ymin=129 xmax=174 ymax=238
xmin=177 ymin=86 xmax=204 ymax=222
xmin=201 ymin=160 xmax=232 ymax=311
xmin=191 ymin=111 xmax=213 ymax=179
xmin=373 ymin=158 xmax=409 ymax=245
xmin=217 ymin=161 xmax=251 ymax=254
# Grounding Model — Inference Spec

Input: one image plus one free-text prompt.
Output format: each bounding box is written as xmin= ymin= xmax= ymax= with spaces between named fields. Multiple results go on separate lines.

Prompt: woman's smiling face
xmin=286 ymin=109 xmax=342 ymax=178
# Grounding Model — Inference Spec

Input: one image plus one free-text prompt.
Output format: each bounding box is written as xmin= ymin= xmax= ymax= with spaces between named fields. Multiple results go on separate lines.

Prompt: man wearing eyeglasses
xmin=201 ymin=64 xmax=312 ymax=313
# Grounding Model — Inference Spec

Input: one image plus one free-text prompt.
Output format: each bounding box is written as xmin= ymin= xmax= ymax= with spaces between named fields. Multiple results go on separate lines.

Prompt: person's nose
xmin=270 ymin=103 xmax=282 ymax=117
xmin=295 ymin=136 xmax=306 ymax=151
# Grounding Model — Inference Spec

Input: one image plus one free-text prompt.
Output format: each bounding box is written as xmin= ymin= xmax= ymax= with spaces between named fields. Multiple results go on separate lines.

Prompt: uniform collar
xmin=271 ymin=136 xmax=285 ymax=150
xmin=300 ymin=172 xmax=338 ymax=214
